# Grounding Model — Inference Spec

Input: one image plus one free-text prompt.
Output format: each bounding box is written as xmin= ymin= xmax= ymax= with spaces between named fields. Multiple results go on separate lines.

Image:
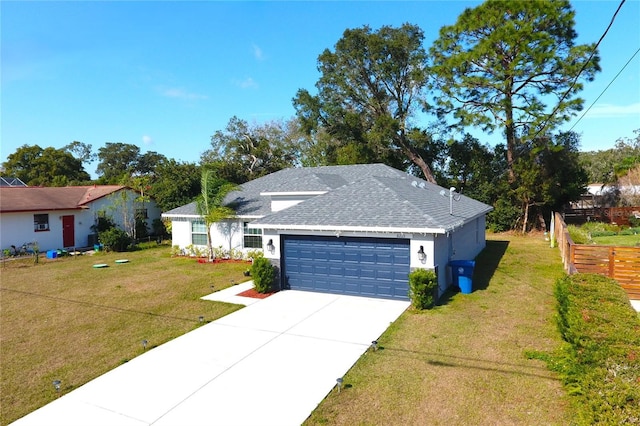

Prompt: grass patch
xmin=0 ymin=247 xmax=249 ymax=425
xmin=591 ymin=234 xmax=640 ymax=246
xmin=304 ymin=234 xmax=572 ymax=425
xmin=569 ymin=222 xmax=640 ymax=246
xmin=551 ymin=274 xmax=640 ymax=424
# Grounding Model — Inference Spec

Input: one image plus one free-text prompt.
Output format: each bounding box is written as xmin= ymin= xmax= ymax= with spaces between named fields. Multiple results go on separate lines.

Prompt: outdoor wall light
xmin=336 ymin=377 xmax=344 ymax=393
xmin=371 ymin=340 xmax=379 ymax=351
xmin=199 ymin=316 xmax=204 ymax=323
xmin=142 ymin=339 xmax=148 ymax=350
xmin=52 ymin=380 xmax=61 ymax=393
xmin=417 ymin=246 xmax=426 ymax=262
xmin=266 ymin=239 xmax=275 ymax=253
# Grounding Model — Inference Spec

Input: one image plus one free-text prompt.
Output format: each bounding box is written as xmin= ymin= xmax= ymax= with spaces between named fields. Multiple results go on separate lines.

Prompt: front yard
xmin=0 ymin=247 xmax=249 ymax=425
xmin=3 ymin=235 xmax=599 ymax=425
xmin=305 ymin=234 xmax=573 ymax=425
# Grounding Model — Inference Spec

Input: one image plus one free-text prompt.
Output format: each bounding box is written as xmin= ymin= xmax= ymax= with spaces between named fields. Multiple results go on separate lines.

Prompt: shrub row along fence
xmin=553 ymin=212 xmax=640 ymax=300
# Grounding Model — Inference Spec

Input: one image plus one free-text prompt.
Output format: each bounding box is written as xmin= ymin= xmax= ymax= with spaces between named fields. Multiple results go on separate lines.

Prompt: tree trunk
xmin=505 ymin=91 xmax=516 ymax=184
xmin=522 ymin=201 xmax=529 ymax=234
xmin=206 ymin=223 xmax=214 ymax=261
xmin=395 ymin=134 xmax=437 ymax=184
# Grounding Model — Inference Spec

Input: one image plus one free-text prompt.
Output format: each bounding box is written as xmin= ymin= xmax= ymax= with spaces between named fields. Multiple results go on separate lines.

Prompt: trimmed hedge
xmin=251 ymin=257 xmax=275 ymax=294
xmin=408 ymin=269 xmax=438 ymax=310
xmin=553 ymin=274 xmax=640 ymax=424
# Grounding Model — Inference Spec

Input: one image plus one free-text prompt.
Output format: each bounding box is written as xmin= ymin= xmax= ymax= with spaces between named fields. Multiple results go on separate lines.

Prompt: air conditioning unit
xmin=37 ymin=223 xmax=48 ymax=231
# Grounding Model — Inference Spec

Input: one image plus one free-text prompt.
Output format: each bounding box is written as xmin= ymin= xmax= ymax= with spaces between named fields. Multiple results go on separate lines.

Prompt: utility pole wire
xmin=569 ymin=47 xmax=640 ymax=133
xmin=533 ymin=0 xmax=627 ymax=140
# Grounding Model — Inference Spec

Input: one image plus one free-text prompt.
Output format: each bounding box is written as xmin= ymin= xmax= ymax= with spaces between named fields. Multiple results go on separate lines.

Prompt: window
xmin=191 ymin=220 xmax=208 ymax=245
xmin=34 ymin=214 xmax=49 ymax=232
xmin=243 ymin=222 xmax=262 ymax=249
xmin=135 ymin=208 xmax=148 ymax=219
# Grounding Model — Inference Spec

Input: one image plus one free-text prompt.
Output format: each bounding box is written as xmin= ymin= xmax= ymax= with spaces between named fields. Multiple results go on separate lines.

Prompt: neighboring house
xmin=163 ymin=164 xmax=492 ymax=301
xmin=0 ymin=185 xmax=161 ymax=252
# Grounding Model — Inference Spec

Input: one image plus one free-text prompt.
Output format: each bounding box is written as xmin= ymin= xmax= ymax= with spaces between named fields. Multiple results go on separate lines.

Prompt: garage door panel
xmin=283 ymin=236 xmax=409 ymax=301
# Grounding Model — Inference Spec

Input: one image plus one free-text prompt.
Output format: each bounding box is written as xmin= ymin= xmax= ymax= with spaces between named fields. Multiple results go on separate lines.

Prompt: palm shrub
xmin=408 ymin=269 xmax=438 ymax=310
xmin=251 ymin=257 xmax=275 ymax=293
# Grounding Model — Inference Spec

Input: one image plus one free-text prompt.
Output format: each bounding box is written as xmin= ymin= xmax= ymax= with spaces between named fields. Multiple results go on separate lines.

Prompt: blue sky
xmin=2 ymin=1 xmax=639 ymax=178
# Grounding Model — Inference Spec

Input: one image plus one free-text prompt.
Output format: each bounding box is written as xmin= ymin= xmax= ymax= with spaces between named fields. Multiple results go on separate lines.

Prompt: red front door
xmin=62 ymin=215 xmax=75 ymax=247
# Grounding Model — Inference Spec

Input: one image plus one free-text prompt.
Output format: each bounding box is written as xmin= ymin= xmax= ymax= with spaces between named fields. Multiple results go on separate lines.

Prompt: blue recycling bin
xmin=450 ymin=260 xmax=475 ymax=294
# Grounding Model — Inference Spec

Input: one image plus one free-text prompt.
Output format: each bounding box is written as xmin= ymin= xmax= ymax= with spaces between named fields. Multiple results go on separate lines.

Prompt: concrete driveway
xmin=12 ymin=283 xmax=409 ymax=426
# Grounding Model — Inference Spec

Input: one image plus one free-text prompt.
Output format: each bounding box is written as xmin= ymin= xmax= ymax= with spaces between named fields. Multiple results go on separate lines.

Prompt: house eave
xmin=250 ymin=223 xmax=448 ymax=235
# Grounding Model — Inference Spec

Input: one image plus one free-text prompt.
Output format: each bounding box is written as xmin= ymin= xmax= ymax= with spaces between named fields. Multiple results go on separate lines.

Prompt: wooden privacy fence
xmin=553 ymin=212 xmax=640 ymax=300
xmin=563 ymin=206 xmax=640 ymax=226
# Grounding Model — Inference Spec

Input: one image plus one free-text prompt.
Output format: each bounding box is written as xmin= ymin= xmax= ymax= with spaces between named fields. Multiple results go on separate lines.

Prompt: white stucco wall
xmin=170 ymin=218 xmax=263 ymax=258
xmin=170 ymin=220 xmax=193 ymax=249
xmin=88 ymin=189 xmax=162 ymax=236
xmin=450 ymin=216 xmax=487 ymax=261
xmin=0 ymin=209 xmax=95 ymax=252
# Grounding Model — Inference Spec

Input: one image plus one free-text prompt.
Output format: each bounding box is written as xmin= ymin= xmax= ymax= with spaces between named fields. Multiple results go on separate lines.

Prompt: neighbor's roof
xmin=0 ymin=186 xmax=126 ymax=213
xmin=163 ymin=164 xmax=492 ymax=232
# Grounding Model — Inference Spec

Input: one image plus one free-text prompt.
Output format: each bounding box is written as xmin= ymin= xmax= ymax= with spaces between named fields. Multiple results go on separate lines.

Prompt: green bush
xmin=567 ymin=225 xmax=591 ymax=244
xmin=552 ymin=274 xmax=640 ymax=424
xmin=99 ymin=228 xmax=131 ymax=252
xmin=629 ymin=215 xmax=640 ymax=228
xmin=251 ymin=257 xmax=275 ymax=293
xmin=408 ymin=269 xmax=438 ymax=310
xmin=245 ymin=249 xmax=264 ymax=262
xmin=92 ymin=216 xmax=115 ymax=234
xmin=487 ymin=197 xmax=521 ymax=232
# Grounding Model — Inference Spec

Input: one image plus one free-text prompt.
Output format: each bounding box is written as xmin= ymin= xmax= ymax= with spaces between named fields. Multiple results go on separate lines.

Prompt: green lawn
xmin=2 ymin=236 xmax=576 ymax=425
xmin=592 ymin=233 xmax=640 ymax=246
xmin=305 ymin=234 xmax=572 ymax=425
xmin=0 ymin=247 xmax=249 ymax=425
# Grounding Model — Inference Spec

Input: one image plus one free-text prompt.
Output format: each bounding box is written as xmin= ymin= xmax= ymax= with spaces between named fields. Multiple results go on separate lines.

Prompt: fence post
xmin=609 ymin=247 xmax=615 ymax=278
xmin=569 ymin=243 xmax=575 ymax=273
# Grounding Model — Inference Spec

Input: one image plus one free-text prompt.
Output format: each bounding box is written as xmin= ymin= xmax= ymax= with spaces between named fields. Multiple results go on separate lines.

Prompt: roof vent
xmin=411 ymin=181 xmax=418 ymax=187
xmin=418 ymin=182 xmax=426 ymax=189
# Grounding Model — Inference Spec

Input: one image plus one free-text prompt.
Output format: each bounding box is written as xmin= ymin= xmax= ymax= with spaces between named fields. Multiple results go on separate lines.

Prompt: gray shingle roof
xmin=162 ymin=164 xmax=492 ymax=232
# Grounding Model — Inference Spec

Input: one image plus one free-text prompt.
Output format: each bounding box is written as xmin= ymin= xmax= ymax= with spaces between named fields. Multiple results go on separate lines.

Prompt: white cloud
xmin=158 ymin=87 xmax=208 ymax=100
xmin=252 ymin=44 xmax=264 ymax=61
xmin=586 ymin=102 xmax=640 ymax=118
xmin=233 ymin=77 xmax=258 ymax=89
xmin=142 ymin=135 xmax=153 ymax=146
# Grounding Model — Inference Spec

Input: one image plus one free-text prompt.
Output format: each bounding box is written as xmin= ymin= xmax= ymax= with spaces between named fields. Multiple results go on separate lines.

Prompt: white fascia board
xmin=236 ymin=215 xmax=264 ymax=220
xmin=259 ymin=191 xmax=327 ymax=196
xmin=255 ymin=223 xmax=447 ymax=235
xmin=161 ymin=214 xmax=202 ymax=219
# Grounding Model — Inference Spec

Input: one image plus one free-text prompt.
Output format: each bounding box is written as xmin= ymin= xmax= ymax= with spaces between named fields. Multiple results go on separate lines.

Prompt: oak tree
xmin=293 ymin=24 xmax=438 ymax=182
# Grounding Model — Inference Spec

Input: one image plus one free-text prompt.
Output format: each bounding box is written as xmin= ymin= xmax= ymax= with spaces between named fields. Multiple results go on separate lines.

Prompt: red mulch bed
xmin=237 ymin=288 xmax=276 ymax=299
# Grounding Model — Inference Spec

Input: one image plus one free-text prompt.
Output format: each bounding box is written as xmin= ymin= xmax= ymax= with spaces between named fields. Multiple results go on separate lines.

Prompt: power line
xmin=533 ymin=0 xmax=627 ymax=139
xmin=569 ymin=47 xmax=640 ymax=132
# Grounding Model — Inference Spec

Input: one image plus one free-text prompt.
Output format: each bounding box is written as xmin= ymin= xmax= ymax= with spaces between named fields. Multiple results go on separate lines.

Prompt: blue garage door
xmin=283 ymin=235 xmax=410 ymax=300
